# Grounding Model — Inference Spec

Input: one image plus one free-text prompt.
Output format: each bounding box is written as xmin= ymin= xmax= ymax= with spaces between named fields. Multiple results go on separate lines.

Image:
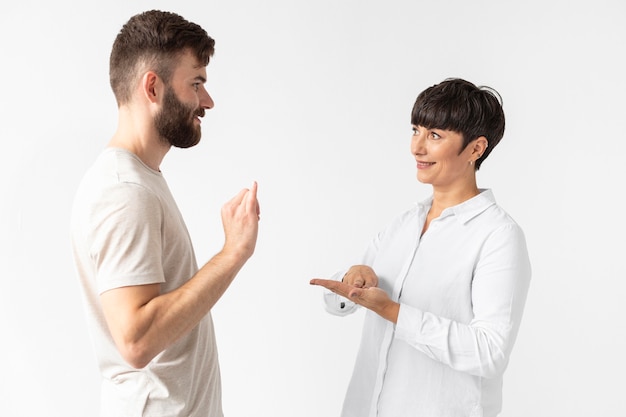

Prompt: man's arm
xmin=101 ymin=182 xmax=260 ymax=369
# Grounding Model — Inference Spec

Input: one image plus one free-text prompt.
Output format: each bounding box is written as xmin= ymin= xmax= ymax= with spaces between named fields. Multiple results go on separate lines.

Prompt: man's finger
xmin=245 ymin=181 xmax=260 ymax=216
xmin=228 ymin=188 xmax=249 ymax=206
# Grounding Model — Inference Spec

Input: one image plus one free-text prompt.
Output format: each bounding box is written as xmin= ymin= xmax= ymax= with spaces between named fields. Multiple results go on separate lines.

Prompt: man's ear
xmin=141 ymin=71 xmax=161 ymax=104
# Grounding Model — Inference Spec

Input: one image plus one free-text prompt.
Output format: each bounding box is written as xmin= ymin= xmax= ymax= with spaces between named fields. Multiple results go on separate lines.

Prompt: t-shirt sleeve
xmin=85 ymin=182 xmax=166 ymax=294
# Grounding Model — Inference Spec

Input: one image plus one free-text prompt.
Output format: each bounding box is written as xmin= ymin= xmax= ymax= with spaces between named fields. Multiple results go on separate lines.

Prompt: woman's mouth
xmin=417 ymin=161 xmax=435 ymax=169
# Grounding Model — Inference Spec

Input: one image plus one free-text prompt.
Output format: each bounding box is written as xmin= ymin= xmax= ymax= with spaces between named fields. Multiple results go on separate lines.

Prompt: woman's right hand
xmin=342 ymin=265 xmax=378 ymax=288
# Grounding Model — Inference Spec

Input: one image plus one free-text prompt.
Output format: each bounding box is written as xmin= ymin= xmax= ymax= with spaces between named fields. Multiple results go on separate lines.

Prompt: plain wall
xmin=1 ymin=0 xmax=625 ymax=415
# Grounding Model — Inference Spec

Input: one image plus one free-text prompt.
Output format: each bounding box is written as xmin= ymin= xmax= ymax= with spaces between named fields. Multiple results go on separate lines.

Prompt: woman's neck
xmin=421 ymin=186 xmax=480 ymax=236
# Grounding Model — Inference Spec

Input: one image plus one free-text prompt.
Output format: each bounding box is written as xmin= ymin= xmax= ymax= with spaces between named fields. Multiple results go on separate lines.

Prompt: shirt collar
xmin=418 ymin=189 xmax=496 ymax=225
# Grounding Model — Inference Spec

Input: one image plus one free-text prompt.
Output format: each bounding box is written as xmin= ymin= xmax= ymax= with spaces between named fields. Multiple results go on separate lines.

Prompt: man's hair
xmin=411 ymin=78 xmax=505 ymax=170
xmin=109 ymin=10 xmax=215 ymax=105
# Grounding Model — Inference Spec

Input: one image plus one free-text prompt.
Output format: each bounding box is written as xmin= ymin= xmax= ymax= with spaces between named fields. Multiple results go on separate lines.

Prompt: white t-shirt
xmin=71 ymin=148 xmax=222 ymax=417
xmin=324 ymin=190 xmax=531 ymax=417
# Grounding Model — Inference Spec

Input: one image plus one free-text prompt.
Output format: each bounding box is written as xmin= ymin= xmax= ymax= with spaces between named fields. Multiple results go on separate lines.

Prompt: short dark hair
xmin=411 ymin=78 xmax=505 ymax=170
xmin=109 ymin=10 xmax=215 ymax=105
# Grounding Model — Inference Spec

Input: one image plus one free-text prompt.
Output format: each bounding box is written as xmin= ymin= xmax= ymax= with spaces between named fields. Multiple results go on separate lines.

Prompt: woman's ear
xmin=472 ymin=136 xmax=488 ymax=160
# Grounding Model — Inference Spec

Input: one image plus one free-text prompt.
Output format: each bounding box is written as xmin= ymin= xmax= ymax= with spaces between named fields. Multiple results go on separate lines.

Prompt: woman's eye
xmin=431 ymin=132 xmax=441 ymax=140
xmin=412 ymin=127 xmax=418 ymax=135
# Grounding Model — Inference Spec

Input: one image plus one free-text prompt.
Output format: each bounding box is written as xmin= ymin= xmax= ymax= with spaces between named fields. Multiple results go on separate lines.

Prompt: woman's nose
xmin=411 ymin=132 xmax=425 ymax=155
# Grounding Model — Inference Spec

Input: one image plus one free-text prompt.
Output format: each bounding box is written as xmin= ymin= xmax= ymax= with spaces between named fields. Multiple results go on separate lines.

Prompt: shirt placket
xmin=370 ymin=209 xmax=426 ymax=417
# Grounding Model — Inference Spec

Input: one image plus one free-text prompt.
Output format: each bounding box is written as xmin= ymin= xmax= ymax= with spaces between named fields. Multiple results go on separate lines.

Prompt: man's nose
xmin=200 ymin=88 xmax=214 ymax=109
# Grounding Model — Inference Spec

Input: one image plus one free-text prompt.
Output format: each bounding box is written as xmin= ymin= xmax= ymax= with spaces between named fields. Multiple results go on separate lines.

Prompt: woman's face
xmin=410 ymin=125 xmax=479 ymax=191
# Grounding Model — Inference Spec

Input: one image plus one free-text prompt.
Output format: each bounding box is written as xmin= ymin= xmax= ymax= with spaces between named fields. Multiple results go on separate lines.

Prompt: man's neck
xmin=109 ymin=107 xmax=170 ymax=171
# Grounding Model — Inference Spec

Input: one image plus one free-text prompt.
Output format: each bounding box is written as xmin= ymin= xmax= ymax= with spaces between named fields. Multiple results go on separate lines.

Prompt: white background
xmin=1 ymin=1 xmax=625 ymax=416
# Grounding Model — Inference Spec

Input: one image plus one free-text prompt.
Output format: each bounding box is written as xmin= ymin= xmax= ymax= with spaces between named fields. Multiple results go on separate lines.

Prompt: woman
xmin=311 ymin=78 xmax=531 ymax=417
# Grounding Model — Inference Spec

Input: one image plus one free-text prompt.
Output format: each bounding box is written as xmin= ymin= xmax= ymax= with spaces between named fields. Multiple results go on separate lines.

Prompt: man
xmin=70 ymin=10 xmax=259 ymax=417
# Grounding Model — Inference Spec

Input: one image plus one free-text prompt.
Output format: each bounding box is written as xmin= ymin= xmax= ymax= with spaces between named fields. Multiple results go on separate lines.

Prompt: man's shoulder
xmin=73 ymin=149 xmax=165 ymax=220
xmin=76 ymin=149 xmax=164 ymax=198
xmin=91 ymin=148 xmax=161 ymax=183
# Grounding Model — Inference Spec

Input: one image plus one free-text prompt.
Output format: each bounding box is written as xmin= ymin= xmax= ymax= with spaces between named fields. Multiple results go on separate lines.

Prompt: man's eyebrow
xmin=194 ymin=75 xmax=207 ymax=83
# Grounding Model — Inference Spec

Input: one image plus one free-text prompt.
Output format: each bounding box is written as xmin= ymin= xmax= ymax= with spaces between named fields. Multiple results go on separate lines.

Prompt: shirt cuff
xmin=394 ymin=303 xmax=426 ymax=344
xmin=322 ymin=269 xmax=358 ymax=316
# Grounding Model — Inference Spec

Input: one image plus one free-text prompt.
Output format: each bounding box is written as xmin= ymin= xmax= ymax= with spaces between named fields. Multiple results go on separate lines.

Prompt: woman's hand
xmin=310 ymin=267 xmax=399 ymax=323
xmin=341 ymin=265 xmax=379 ymax=288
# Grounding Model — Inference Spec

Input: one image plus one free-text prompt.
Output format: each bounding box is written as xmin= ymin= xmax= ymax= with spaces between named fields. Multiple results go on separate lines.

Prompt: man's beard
xmin=154 ymin=86 xmax=205 ymax=149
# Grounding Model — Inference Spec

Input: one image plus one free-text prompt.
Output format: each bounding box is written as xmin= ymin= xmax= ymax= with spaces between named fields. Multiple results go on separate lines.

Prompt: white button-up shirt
xmin=324 ymin=190 xmax=531 ymax=417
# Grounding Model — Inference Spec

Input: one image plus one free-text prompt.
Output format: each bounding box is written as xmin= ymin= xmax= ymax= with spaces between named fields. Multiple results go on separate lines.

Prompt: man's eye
xmin=431 ymin=132 xmax=441 ymax=139
xmin=412 ymin=127 xmax=418 ymax=135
